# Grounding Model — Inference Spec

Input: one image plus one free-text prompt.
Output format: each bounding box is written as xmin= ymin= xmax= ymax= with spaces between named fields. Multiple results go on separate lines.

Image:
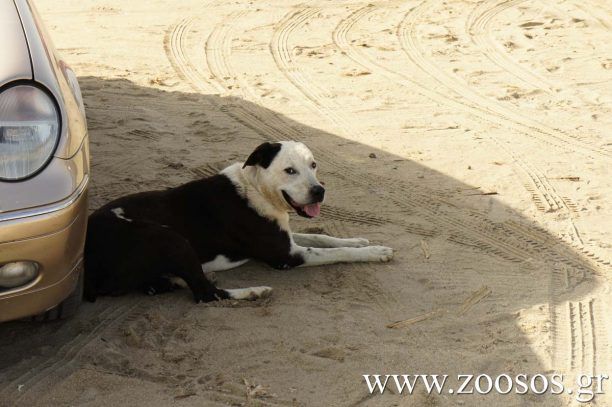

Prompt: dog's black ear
xmin=243 ymin=142 xmax=282 ymax=169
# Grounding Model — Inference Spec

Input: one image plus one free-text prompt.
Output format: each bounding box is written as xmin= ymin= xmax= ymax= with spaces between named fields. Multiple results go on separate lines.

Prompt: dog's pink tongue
xmin=303 ymin=202 xmax=321 ymax=217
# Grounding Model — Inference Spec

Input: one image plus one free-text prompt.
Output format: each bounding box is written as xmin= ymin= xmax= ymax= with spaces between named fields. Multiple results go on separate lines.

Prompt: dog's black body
xmin=84 ymin=173 xmax=304 ymax=302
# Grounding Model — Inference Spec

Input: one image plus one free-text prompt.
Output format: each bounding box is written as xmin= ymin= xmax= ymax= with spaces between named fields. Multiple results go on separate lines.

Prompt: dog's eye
xmin=284 ymin=167 xmax=297 ymax=175
xmin=311 ymin=162 xmax=317 ymax=169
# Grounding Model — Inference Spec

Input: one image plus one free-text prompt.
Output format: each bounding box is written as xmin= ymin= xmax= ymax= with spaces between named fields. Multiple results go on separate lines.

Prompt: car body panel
xmin=0 ymin=156 xmax=88 ymax=235
xmin=0 ymin=0 xmax=32 ymax=86
xmin=0 ymin=0 xmax=90 ymax=322
xmin=0 ymin=261 xmax=81 ymax=322
xmin=0 ymin=189 xmax=87 ymax=323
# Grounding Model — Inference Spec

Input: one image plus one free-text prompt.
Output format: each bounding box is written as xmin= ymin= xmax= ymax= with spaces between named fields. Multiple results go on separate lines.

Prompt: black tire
xmin=31 ymin=271 xmax=84 ymax=322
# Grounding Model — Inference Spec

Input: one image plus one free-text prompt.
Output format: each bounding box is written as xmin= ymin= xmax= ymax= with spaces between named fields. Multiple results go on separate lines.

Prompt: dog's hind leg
xmin=225 ymin=286 xmax=273 ymax=300
xmin=86 ymin=217 xmax=269 ymax=302
xmin=292 ymin=233 xmax=370 ymax=248
xmin=157 ymin=244 xmax=271 ymax=302
xmin=125 ymin=231 xmax=229 ymax=303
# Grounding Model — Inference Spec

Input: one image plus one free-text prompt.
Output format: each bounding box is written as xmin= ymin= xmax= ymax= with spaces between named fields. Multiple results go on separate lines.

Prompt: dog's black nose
xmin=311 ymin=185 xmax=325 ymax=201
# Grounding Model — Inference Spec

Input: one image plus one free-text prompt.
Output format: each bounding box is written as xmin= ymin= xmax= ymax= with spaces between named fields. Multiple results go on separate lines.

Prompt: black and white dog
xmin=84 ymin=141 xmax=393 ymax=303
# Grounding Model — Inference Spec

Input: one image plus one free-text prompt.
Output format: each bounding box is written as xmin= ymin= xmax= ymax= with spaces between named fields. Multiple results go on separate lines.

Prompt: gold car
xmin=0 ymin=0 xmax=89 ymax=322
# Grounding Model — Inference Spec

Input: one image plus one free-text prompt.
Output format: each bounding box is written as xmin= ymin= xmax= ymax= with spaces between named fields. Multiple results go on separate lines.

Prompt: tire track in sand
xmin=466 ymin=0 xmax=557 ymax=93
xmin=333 ymin=5 xmax=570 ymax=215
xmin=167 ymin=12 xmax=322 ymax=148
xmin=571 ymin=0 xmax=611 ymax=30
xmin=397 ymin=0 xmax=609 ymax=159
xmin=334 ymin=5 xmax=607 ymax=159
xmin=334 ymin=4 xmax=612 ymax=268
xmin=549 ymin=273 xmax=611 ymax=400
xmin=0 ymin=299 xmax=143 ymax=404
xmin=462 ymin=0 xmax=610 ymax=263
xmin=270 ymin=8 xmax=374 ymax=142
xmin=164 ymin=17 xmax=224 ymax=95
xmin=204 ymin=11 xmax=310 ymax=141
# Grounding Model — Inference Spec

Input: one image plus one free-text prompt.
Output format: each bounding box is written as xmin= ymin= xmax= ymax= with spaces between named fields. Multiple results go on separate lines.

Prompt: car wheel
xmin=31 ymin=271 xmax=83 ymax=321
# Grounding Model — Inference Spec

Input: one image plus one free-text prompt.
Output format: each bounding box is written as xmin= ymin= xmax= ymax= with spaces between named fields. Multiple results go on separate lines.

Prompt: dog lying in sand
xmin=84 ymin=141 xmax=393 ymax=302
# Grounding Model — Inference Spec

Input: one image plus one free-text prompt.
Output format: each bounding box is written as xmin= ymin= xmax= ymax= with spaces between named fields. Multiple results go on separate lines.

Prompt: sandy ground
xmin=1 ymin=0 xmax=611 ymax=406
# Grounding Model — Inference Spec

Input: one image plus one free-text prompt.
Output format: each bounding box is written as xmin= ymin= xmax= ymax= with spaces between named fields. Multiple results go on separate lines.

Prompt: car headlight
xmin=0 ymin=84 xmax=60 ymax=181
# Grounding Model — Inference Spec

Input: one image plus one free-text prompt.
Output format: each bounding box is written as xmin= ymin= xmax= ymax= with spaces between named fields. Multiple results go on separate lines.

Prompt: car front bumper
xmin=0 ymin=175 xmax=88 ymax=323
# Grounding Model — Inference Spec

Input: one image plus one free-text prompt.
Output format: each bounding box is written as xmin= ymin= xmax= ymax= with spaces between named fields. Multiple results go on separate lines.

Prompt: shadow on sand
xmin=0 ymin=76 xmax=607 ymax=406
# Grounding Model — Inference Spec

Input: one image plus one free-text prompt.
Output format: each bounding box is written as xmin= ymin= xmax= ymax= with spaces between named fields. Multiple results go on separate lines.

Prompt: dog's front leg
xmin=292 ymin=244 xmax=393 ymax=266
xmin=292 ymin=233 xmax=370 ymax=248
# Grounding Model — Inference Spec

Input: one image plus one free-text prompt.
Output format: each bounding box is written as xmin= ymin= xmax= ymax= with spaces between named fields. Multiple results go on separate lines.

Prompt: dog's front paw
xmin=366 ymin=245 xmax=394 ymax=262
xmin=226 ymin=286 xmax=273 ymax=300
xmin=344 ymin=237 xmax=370 ymax=247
